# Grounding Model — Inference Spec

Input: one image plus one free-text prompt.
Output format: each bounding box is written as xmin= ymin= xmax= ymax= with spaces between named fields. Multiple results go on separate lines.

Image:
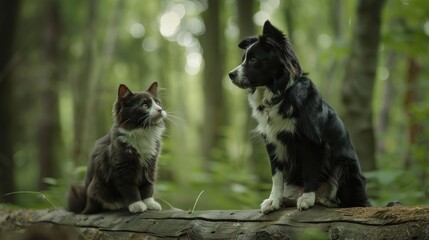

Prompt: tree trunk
xmin=403 ymin=57 xmax=421 ymax=169
xmin=377 ymin=53 xmax=396 ymax=154
xmin=89 ymin=0 xmax=124 ymax=138
xmin=71 ymin=0 xmax=123 ymax=166
xmin=341 ymin=0 xmax=385 ymax=172
xmin=0 ymin=0 xmax=20 ymax=202
xmin=37 ymin=0 xmax=63 ymax=190
xmin=72 ymin=0 xmax=98 ymax=165
xmin=201 ymin=0 xmax=226 ymax=166
xmin=236 ymin=0 xmax=270 ymax=183
xmin=321 ymin=0 xmax=343 ymax=100
xmin=284 ymin=0 xmax=295 ymax=43
xmin=2 ymin=206 xmax=429 ymax=239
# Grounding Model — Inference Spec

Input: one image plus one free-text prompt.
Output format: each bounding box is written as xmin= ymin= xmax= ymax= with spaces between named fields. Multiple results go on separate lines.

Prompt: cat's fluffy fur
xmin=228 ymin=21 xmax=369 ymax=212
xmin=67 ymin=82 xmax=166 ymax=214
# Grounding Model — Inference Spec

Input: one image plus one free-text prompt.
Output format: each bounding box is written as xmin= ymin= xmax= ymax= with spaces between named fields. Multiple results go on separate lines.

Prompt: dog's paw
xmin=260 ymin=197 xmax=281 ymax=214
xmin=317 ymin=197 xmax=339 ymax=208
xmin=297 ymin=192 xmax=316 ymax=211
xmin=143 ymin=198 xmax=162 ymax=211
xmin=128 ymin=201 xmax=147 ymax=213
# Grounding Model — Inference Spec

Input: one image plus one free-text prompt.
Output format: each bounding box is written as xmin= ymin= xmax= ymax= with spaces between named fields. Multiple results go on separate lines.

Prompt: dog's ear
xmin=262 ymin=20 xmax=286 ymax=42
xmin=238 ymin=36 xmax=258 ymax=49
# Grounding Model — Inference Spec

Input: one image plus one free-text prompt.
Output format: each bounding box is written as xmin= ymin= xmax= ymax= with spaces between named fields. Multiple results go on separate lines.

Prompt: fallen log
xmin=1 ymin=205 xmax=429 ymax=239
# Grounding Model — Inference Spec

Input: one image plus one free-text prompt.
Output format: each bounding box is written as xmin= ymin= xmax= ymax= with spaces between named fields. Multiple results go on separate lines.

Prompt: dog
xmin=228 ymin=20 xmax=369 ymax=212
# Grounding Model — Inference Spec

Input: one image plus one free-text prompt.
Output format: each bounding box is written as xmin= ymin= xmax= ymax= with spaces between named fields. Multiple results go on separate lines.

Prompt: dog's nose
xmin=228 ymin=71 xmax=237 ymax=80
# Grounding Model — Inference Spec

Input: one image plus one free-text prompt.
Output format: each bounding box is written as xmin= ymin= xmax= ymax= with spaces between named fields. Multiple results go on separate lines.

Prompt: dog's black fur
xmin=229 ymin=21 xmax=369 ymax=212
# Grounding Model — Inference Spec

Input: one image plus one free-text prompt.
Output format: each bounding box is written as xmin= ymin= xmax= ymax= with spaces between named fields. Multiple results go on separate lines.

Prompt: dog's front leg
xmin=261 ymin=144 xmax=284 ymax=214
xmin=297 ymin=150 xmax=324 ymax=211
xmin=261 ymin=169 xmax=284 ymax=213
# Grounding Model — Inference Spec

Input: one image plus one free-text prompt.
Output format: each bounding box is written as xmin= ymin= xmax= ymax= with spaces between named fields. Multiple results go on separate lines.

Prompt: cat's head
xmin=114 ymin=82 xmax=167 ymax=130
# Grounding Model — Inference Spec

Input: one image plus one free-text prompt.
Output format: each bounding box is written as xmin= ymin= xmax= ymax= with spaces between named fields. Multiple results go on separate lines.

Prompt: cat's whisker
xmin=119 ymin=117 xmax=133 ymax=128
xmin=249 ymin=130 xmax=262 ymax=140
xmin=165 ymin=113 xmax=184 ymax=121
xmin=164 ymin=112 xmax=184 ymax=126
xmin=137 ymin=117 xmax=146 ymax=127
xmin=165 ymin=116 xmax=181 ymax=126
xmin=141 ymin=117 xmax=151 ymax=129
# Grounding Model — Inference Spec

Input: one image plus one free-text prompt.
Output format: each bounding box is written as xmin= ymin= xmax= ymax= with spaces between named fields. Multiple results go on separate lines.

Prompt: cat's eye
xmin=143 ymin=103 xmax=149 ymax=109
xmin=249 ymin=57 xmax=257 ymax=64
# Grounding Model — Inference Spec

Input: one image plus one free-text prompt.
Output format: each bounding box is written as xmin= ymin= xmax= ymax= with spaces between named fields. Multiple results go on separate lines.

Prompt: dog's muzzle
xmin=229 ymin=65 xmax=250 ymax=89
xmin=228 ymin=70 xmax=237 ymax=80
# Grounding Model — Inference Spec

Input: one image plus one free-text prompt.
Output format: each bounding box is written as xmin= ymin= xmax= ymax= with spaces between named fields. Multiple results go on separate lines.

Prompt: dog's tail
xmin=67 ymin=185 xmax=87 ymax=213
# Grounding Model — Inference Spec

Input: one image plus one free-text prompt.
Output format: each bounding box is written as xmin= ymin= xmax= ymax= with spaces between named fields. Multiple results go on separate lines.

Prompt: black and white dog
xmin=229 ymin=21 xmax=369 ymax=212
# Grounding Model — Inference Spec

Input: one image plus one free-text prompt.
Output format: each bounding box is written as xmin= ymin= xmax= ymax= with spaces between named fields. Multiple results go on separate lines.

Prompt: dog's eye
xmin=249 ymin=57 xmax=257 ymax=64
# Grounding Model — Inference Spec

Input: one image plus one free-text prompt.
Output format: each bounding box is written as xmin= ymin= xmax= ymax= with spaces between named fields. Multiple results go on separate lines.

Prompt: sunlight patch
xmin=130 ymin=22 xmax=145 ymax=38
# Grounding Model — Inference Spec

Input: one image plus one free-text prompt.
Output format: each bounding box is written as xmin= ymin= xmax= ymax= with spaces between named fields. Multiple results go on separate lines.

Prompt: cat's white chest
xmin=118 ymin=126 xmax=165 ymax=164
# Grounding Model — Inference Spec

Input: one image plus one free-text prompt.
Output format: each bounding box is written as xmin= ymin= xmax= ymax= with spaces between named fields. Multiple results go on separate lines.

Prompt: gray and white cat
xmin=67 ymin=82 xmax=166 ymax=214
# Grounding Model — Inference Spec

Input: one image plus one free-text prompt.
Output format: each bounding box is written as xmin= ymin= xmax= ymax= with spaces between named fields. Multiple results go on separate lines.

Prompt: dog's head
xmin=228 ymin=20 xmax=302 ymax=91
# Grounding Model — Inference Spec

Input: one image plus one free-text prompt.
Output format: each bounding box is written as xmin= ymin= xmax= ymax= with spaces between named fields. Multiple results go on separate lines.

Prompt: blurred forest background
xmin=1 ymin=0 xmax=429 ymax=211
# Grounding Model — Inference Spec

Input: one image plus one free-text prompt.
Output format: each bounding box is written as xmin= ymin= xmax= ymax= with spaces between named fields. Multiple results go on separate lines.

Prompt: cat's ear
xmin=118 ymin=84 xmax=133 ymax=99
xmin=147 ymin=82 xmax=158 ymax=97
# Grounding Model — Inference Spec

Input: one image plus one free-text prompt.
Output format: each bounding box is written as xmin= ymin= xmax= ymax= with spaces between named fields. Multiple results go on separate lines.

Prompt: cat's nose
xmin=157 ymin=107 xmax=163 ymax=113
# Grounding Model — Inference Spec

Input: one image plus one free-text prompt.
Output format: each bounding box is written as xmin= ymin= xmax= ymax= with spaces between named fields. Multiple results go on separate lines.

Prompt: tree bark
xmin=377 ymin=53 xmax=396 ymax=154
xmin=37 ymin=0 xmax=63 ymax=190
xmin=284 ymin=0 xmax=295 ymax=43
xmin=0 ymin=0 xmax=20 ymax=202
xmin=201 ymin=0 xmax=226 ymax=166
xmin=403 ymin=57 xmax=421 ymax=169
xmin=341 ymin=0 xmax=385 ymax=171
xmin=72 ymin=0 xmax=98 ymax=165
xmin=236 ymin=0 xmax=271 ymax=183
xmin=321 ymin=0 xmax=343 ymax=100
xmin=1 ymin=206 xmax=429 ymax=239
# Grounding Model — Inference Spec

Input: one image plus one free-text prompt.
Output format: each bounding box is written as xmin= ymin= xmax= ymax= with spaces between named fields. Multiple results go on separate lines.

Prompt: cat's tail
xmin=67 ymin=185 xmax=87 ymax=213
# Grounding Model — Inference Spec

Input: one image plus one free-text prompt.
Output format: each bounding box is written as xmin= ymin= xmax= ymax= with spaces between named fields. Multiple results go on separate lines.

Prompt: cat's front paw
xmin=260 ymin=197 xmax=281 ymax=214
xmin=128 ymin=201 xmax=147 ymax=213
xmin=143 ymin=197 xmax=162 ymax=211
xmin=297 ymin=192 xmax=315 ymax=211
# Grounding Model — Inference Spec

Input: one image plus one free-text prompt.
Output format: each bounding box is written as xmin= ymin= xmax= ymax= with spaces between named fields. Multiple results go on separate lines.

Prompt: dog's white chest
xmin=248 ymin=87 xmax=296 ymax=144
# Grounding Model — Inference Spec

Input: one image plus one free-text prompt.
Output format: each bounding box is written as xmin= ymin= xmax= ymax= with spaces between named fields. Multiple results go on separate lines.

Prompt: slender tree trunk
xmin=72 ymin=0 xmax=98 ymax=165
xmin=237 ymin=0 xmax=269 ymax=183
xmin=92 ymin=0 xmax=124 ymax=137
xmin=201 ymin=0 xmax=226 ymax=167
xmin=237 ymin=0 xmax=254 ymax=38
xmin=377 ymin=53 xmax=396 ymax=154
xmin=341 ymin=0 xmax=385 ymax=172
xmin=403 ymin=57 xmax=421 ymax=169
xmin=284 ymin=0 xmax=295 ymax=43
xmin=72 ymin=0 xmax=122 ymax=166
xmin=38 ymin=0 xmax=63 ymax=190
xmin=321 ymin=0 xmax=343 ymax=99
xmin=0 ymin=0 xmax=20 ymax=202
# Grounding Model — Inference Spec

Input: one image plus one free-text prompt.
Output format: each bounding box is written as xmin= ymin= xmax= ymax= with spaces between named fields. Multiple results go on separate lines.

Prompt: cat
xmin=67 ymin=82 xmax=167 ymax=214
